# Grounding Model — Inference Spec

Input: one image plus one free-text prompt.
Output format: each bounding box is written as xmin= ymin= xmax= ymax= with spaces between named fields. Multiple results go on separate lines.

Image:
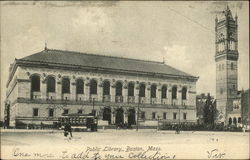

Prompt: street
xmin=1 ymin=129 xmax=249 ymax=159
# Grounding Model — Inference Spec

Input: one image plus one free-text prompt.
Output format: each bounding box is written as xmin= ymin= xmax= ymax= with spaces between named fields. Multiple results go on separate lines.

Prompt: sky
xmin=0 ymin=1 xmax=249 ymax=119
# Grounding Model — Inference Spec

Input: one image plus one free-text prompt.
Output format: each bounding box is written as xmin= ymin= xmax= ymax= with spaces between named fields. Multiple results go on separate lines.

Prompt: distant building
xmin=196 ymin=93 xmax=215 ymax=124
xmin=5 ymin=48 xmax=198 ymax=128
xmin=241 ymin=89 xmax=250 ymax=125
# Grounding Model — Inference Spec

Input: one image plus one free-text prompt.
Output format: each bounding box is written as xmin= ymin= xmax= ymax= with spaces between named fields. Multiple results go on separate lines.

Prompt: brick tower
xmin=215 ymin=6 xmax=239 ymax=125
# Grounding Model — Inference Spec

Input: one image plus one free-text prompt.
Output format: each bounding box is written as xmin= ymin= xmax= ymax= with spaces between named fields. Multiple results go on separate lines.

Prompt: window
xmin=231 ymin=62 xmax=234 ymax=70
xmin=90 ymin=79 xmax=97 ymax=94
xmin=31 ymin=75 xmax=40 ymax=92
xmin=173 ymin=113 xmax=177 ymax=120
xmin=76 ymin=79 xmax=84 ymax=94
xmin=103 ymin=81 xmax=110 ymax=95
xmin=139 ymin=83 xmax=145 ymax=97
xmin=161 ymin=86 xmax=167 ymax=98
xmin=172 ymin=86 xmax=177 ymax=99
xmin=63 ymin=109 xmax=69 ymax=115
xmin=152 ymin=112 xmax=156 ymax=119
xmin=128 ymin=82 xmax=134 ymax=96
xmin=115 ymin=81 xmax=123 ymax=96
xmin=163 ymin=112 xmax=167 ymax=119
xmin=49 ymin=109 xmax=54 ymax=117
xmin=78 ymin=109 xmax=83 ymax=114
xmin=47 ymin=76 xmax=55 ymax=92
xmin=33 ymin=108 xmax=38 ymax=117
xmin=238 ymin=117 xmax=241 ymax=123
xmin=182 ymin=87 xmax=187 ymax=100
xmin=151 ymin=84 xmax=157 ymax=98
xmin=183 ymin=113 xmax=187 ymax=120
xmin=62 ymin=78 xmax=70 ymax=94
xmin=141 ymin=112 xmax=145 ymax=120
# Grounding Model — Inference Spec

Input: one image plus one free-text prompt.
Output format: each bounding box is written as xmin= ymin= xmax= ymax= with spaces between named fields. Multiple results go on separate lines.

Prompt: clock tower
xmin=215 ymin=6 xmax=239 ymax=125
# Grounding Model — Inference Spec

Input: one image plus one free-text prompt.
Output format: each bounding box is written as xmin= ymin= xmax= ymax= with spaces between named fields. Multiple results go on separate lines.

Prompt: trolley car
xmin=58 ymin=113 xmax=98 ymax=132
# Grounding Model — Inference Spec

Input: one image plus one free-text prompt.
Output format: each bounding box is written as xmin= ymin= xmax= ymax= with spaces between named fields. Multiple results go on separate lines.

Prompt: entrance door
xmin=128 ymin=109 xmax=136 ymax=126
xmin=115 ymin=108 xmax=124 ymax=125
xmin=103 ymin=107 xmax=111 ymax=124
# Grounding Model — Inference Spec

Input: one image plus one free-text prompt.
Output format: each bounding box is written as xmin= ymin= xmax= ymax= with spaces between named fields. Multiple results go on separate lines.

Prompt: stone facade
xmin=215 ymin=6 xmax=239 ymax=125
xmin=5 ymin=49 xmax=198 ymax=128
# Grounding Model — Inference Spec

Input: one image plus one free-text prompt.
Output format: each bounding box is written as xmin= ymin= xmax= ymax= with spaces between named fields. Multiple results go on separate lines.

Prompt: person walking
xmin=67 ymin=122 xmax=73 ymax=138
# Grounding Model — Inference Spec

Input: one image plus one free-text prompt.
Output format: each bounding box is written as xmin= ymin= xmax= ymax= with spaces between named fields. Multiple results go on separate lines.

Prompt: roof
xmin=18 ymin=48 xmax=197 ymax=78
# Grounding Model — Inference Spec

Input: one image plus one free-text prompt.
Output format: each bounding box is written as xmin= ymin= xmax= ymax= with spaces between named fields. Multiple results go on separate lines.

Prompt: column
xmin=98 ymin=80 xmax=103 ymax=102
xmin=123 ymin=82 xmax=128 ymax=103
xmin=177 ymin=85 xmax=181 ymax=106
xmin=110 ymin=80 xmax=116 ymax=102
xmin=41 ymin=81 xmax=47 ymax=100
xmin=124 ymin=110 xmax=128 ymax=124
xmin=111 ymin=108 xmax=116 ymax=124
xmin=135 ymin=82 xmax=139 ymax=103
xmin=56 ymin=75 xmax=62 ymax=100
xmin=168 ymin=85 xmax=172 ymax=105
xmin=84 ymin=81 xmax=90 ymax=101
xmin=145 ymin=83 xmax=150 ymax=104
xmin=41 ymin=74 xmax=47 ymax=100
xmin=71 ymin=80 xmax=76 ymax=101
xmin=157 ymin=84 xmax=161 ymax=104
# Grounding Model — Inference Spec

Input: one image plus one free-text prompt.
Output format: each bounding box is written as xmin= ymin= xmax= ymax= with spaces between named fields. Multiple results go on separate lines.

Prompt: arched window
xmin=128 ymin=82 xmax=134 ymax=96
xmin=228 ymin=117 xmax=232 ymax=125
xmin=47 ymin=76 xmax=55 ymax=92
xmin=103 ymin=81 xmax=110 ymax=95
xmin=161 ymin=86 xmax=167 ymax=99
xmin=90 ymin=79 xmax=97 ymax=94
xmin=233 ymin=117 xmax=237 ymax=125
xmin=76 ymin=79 xmax=84 ymax=94
xmin=231 ymin=62 xmax=234 ymax=70
xmin=238 ymin=117 xmax=241 ymax=123
xmin=182 ymin=87 xmax=187 ymax=100
xmin=116 ymin=81 xmax=123 ymax=96
xmin=151 ymin=84 xmax=157 ymax=98
xmin=139 ymin=83 xmax=145 ymax=97
xmin=31 ymin=75 xmax=40 ymax=92
xmin=62 ymin=78 xmax=70 ymax=94
xmin=172 ymin=86 xmax=177 ymax=99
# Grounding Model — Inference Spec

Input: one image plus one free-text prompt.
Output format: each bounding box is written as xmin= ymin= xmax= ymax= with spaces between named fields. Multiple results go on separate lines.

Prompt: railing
xmin=90 ymin=94 xmax=98 ymax=102
xmin=115 ymin=96 xmax=123 ymax=103
xmin=103 ymin=95 xmax=111 ymax=102
xmin=62 ymin=93 xmax=71 ymax=100
xmin=31 ymin=91 xmax=41 ymax=99
xmin=161 ymin=98 xmax=168 ymax=104
xmin=76 ymin=94 xmax=84 ymax=101
xmin=128 ymin=96 xmax=135 ymax=103
xmin=46 ymin=92 xmax=56 ymax=100
xmin=150 ymin=98 xmax=157 ymax=104
xmin=139 ymin=97 xmax=146 ymax=104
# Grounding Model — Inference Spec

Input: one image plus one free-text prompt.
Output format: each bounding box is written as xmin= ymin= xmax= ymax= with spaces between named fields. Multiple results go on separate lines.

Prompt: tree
xmin=203 ymin=95 xmax=218 ymax=125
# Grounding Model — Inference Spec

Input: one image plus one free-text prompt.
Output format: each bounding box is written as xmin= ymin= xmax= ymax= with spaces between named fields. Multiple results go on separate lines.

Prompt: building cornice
xmin=15 ymin=59 xmax=199 ymax=81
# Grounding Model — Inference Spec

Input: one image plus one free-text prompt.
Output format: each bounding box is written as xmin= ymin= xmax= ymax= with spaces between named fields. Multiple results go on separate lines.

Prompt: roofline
xmin=47 ymin=49 xmax=163 ymax=65
xmin=6 ymin=59 xmax=18 ymax=88
xmin=15 ymin=59 xmax=199 ymax=81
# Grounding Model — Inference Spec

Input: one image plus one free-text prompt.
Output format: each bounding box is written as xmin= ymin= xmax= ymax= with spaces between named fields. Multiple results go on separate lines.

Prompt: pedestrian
xmin=40 ymin=122 xmax=44 ymax=130
xmin=64 ymin=123 xmax=68 ymax=137
xmin=67 ymin=122 xmax=73 ymax=138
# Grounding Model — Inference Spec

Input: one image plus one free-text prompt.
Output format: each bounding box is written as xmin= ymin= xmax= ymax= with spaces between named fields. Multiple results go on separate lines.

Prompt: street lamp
xmin=92 ymin=98 xmax=95 ymax=116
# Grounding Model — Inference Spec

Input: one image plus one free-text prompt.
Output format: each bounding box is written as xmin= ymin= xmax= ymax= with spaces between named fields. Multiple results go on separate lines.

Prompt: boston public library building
xmin=5 ymin=48 xmax=198 ymax=128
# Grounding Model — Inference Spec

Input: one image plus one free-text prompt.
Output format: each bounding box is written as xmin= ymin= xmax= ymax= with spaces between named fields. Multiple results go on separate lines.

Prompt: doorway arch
xmin=128 ymin=108 xmax=136 ymax=126
xmin=115 ymin=108 xmax=124 ymax=125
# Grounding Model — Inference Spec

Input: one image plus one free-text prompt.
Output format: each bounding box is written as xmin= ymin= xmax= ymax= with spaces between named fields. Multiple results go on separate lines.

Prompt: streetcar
xmin=58 ymin=113 xmax=98 ymax=132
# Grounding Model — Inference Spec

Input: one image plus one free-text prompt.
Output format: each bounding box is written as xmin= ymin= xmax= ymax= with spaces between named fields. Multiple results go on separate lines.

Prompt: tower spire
xmin=44 ymin=42 xmax=48 ymax=51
